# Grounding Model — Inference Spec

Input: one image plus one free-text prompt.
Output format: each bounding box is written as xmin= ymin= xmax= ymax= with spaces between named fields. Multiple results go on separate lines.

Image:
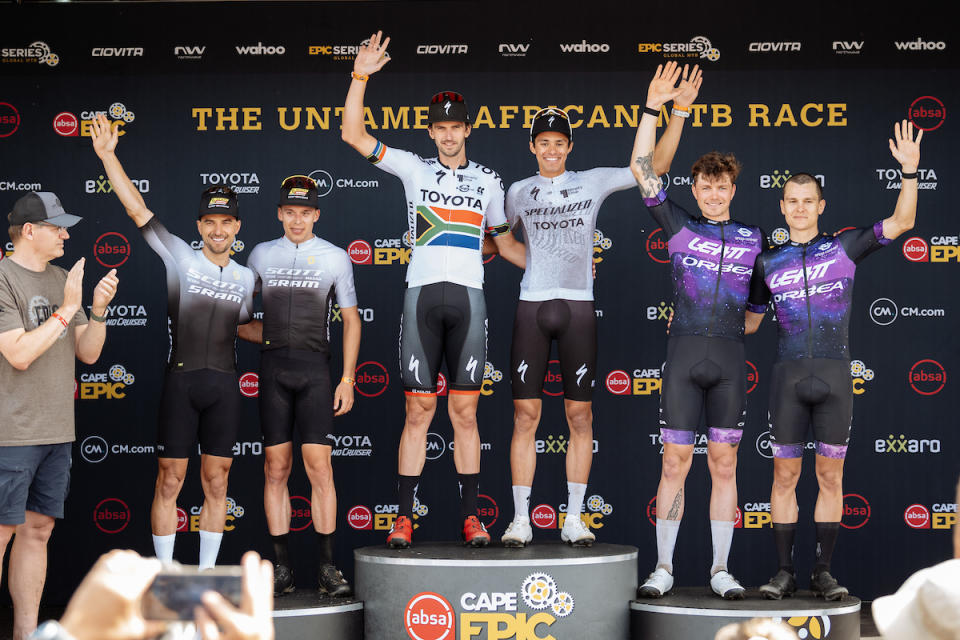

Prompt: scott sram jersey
xmin=646 ymin=197 xmax=766 ymax=340
xmin=366 ymin=141 xmax=509 ymax=289
xmin=748 ymin=222 xmax=890 ymax=361
xmin=141 ymin=217 xmax=255 ymax=373
xmin=506 ymin=167 xmax=635 ymax=301
xmin=247 ymin=235 xmax=357 ymax=355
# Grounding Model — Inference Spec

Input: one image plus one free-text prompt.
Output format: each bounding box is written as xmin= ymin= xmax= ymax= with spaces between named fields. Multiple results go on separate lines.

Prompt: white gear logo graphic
xmin=521 ymin=573 xmax=557 ymax=610
xmin=109 ymin=364 xmax=127 ymax=382
xmin=850 ymin=360 xmax=865 ymax=377
xmin=586 ymin=495 xmax=604 ymax=512
xmin=551 ymin=592 xmax=574 ymax=617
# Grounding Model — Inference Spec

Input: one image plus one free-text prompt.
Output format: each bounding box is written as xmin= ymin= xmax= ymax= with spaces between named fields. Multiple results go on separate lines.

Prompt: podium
xmin=630 ymin=587 xmax=862 ymax=640
xmin=356 ymin=542 xmax=638 ymax=639
xmin=272 ymin=591 xmax=363 ymax=639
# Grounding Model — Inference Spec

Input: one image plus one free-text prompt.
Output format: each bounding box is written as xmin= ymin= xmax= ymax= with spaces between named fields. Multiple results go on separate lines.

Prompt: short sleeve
xmin=589 ymin=167 xmax=637 ymax=200
xmin=141 ymin=217 xmax=195 ymax=268
xmin=838 ymin=222 xmax=889 ymax=264
xmin=484 ymin=177 xmax=509 ymax=235
xmin=647 ymin=197 xmax=694 ymax=239
xmin=0 ymin=274 xmax=24 ymax=333
xmin=746 ymin=254 xmax=771 ymax=312
xmin=333 ymin=250 xmax=358 ymax=309
xmin=366 ymin=142 xmax=420 ymax=180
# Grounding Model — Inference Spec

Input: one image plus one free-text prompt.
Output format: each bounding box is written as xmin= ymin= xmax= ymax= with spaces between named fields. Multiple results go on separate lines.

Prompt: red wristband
xmin=52 ymin=312 xmax=68 ymax=328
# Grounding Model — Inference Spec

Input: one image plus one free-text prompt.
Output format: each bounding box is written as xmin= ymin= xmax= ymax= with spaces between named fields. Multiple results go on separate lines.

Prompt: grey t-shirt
xmin=0 ymin=257 xmax=87 ymax=446
xmin=505 ymin=167 xmax=635 ymax=301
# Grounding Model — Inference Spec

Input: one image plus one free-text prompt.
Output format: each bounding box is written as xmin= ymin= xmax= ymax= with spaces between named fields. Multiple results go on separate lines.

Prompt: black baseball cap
xmin=530 ymin=108 xmax=572 ymax=142
xmin=199 ymin=186 xmax=239 ymax=219
xmin=8 ymin=191 xmax=82 ymax=227
xmin=427 ymin=91 xmax=470 ymax=124
xmin=279 ymin=175 xmax=319 ymax=208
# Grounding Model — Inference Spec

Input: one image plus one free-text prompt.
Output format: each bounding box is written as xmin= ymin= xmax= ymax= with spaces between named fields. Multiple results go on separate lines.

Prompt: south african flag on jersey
xmin=415 ymin=205 xmax=483 ymax=250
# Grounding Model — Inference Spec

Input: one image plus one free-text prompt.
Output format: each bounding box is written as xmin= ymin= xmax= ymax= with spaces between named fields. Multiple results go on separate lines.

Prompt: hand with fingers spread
xmin=92 ymin=268 xmax=119 ymax=315
xmin=353 ymin=30 xmax=391 ymax=77
xmin=61 ymin=258 xmax=85 ymax=316
xmin=57 ymin=550 xmax=167 ymax=640
xmin=673 ymin=64 xmax=703 ymax=109
xmin=889 ymin=119 xmax=922 ymax=172
xmin=646 ymin=61 xmax=684 ymax=111
xmin=195 ymin=551 xmax=275 ymax=640
xmin=91 ymin=113 xmax=120 ymax=159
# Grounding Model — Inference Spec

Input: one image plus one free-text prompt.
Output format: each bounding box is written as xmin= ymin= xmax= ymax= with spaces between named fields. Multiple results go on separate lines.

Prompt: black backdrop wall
xmin=1 ymin=0 xmax=957 ymax=605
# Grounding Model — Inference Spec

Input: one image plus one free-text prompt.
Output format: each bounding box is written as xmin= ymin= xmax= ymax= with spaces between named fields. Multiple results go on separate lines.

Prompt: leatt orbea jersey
xmin=646 ymin=197 xmax=766 ymax=340
xmin=141 ymin=217 xmax=255 ymax=373
xmin=247 ymin=235 xmax=357 ymax=355
xmin=366 ymin=142 xmax=508 ymax=289
xmin=506 ymin=167 xmax=635 ymax=301
xmin=748 ymin=223 xmax=889 ymax=361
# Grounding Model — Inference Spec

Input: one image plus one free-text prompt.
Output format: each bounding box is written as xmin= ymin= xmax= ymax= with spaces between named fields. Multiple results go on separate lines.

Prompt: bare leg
xmin=9 ymin=511 xmax=55 ymax=640
xmin=263 ymin=443 xmax=294 ymax=535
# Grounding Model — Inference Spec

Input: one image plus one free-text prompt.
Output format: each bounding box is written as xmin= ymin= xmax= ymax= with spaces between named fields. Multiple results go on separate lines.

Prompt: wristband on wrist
xmin=900 ymin=171 xmax=918 ymax=179
xmin=52 ymin=312 xmax=68 ymax=328
xmin=351 ymin=71 xmax=369 ymax=82
xmin=672 ymin=104 xmax=690 ymax=113
xmin=341 ymin=376 xmax=356 ymax=386
xmin=671 ymin=107 xmax=691 ymax=119
xmin=643 ymin=106 xmax=660 ymax=118
xmin=90 ymin=310 xmax=107 ymax=323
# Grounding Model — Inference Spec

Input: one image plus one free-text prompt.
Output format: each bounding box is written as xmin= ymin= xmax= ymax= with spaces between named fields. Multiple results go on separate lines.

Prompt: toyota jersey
xmin=141 ymin=217 xmax=255 ymax=373
xmin=647 ymin=197 xmax=766 ymax=340
xmin=506 ymin=167 xmax=635 ymax=301
xmin=748 ymin=222 xmax=890 ymax=361
xmin=247 ymin=235 xmax=357 ymax=355
xmin=366 ymin=141 xmax=508 ymax=289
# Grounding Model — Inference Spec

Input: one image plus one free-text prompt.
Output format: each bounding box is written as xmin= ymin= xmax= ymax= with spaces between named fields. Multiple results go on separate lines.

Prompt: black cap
xmin=279 ymin=175 xmax=319 ymax=208
xmin=427 ymin=91 xmax=470 ymax=124
xmin=199 ymin=186 xmax=239 ymax=219
xmin=8 ymin=191 xmax=82 ymax=227
xmin=530 ymin=108 xmax=572 ymax=143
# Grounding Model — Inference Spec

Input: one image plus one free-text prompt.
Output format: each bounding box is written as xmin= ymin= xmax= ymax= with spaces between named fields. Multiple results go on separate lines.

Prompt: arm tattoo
xmin=666 ymin=488 xmax=683 ymax=520
xmin=634 ymin=152 xmax=662 ymax=197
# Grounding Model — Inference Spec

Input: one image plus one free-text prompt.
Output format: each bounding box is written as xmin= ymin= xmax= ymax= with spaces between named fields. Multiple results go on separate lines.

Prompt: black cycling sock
xmin=458 ymin=473 xmax=479 ymax=518
xmin=398 ymin=474 xmax=420 ymax=519
xmin=772 ymin=523 xmax=796 ymax=573
xmin=814 ymin=521 xmax=840 ymax=574
xmin=316 ymin=530 xmax=334 ymax=566
xmin=271 ymin=533 xmax=290 ymax=567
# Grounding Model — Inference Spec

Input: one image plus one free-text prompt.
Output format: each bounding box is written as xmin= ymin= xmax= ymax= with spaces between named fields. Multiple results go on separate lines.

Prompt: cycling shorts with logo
xmin=259 ymin=349 xmax=336 ymax=447
xmin=768 ymin=358 xmax=852 ymax=459
xmin=400 ymin=282 xmax=487 ymax=394
xmin=510 ymin=299 xmax=596 ymax=401
xmin=659 ymin=335 xmax=746 ymax=445
xmin=157 ymin=369 xmax=241 ymax=458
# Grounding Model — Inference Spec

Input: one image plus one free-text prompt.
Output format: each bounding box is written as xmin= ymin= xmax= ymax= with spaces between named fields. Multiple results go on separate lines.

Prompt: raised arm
xmin=91 ymin=114 xmax=154 ymax=227
xmin=342 ymin=31 xmax=391 ymax=156
xmin=651 ymin=64 xmax=702 ymax=176
xmin=631 ymin=63 xmax=683 ymax=198
xmin=882 ymin=119 xmax=922 ymax=240
xmin=74 ymin=268 xmax=119 ymax=364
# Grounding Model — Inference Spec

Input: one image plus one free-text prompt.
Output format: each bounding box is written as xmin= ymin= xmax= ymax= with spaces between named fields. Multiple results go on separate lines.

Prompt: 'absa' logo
xmin=94 ymin=232 xmax=131 ymax=268
xmin=347 ymin=505 xmax=373 ymax=530
xmin=94 ymin=497 xmax=131 ymax=533
xmin=289 ymin=495 xmax=313 ymax=532
xmin=902 ymin=236 xmax=929 ymax=262
xmin=841 ymin=493 xmax=870 ymax=529
xmin=646 ymin=228 xmax=670 ymax=264
xmin=355 ymin=360 xmax=389 ymax=397
xmin=542 ymin=360 xmax=564 ymax=397
xmin=348 ymin=239 xmax=372 ymax=265
xmin=904 ymin=504 xmax=930 ymax=529
xmin=404 ymin=592 xmax=455 ymax=640
xmin=605 ymin=370 xmax=630 ymax=395
xmin=531 ymin=504 xmax=557 ymax=529
xmin=909 ymin=359 xmax=946 ymax=395
xmin=238 ymin=372 xmax=259 ymax=397
xmin=908 ymin=96 xmax=945 ymax=132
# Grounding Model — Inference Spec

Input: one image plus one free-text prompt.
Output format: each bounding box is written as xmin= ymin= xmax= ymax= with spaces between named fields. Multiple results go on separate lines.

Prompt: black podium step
xmin=356 ymin=542 xmax=638 ymax=639
xmin=630 ymin=587 xmax=861 ymax=640
xmin=272 ymin=590 xmax=363 ymax=639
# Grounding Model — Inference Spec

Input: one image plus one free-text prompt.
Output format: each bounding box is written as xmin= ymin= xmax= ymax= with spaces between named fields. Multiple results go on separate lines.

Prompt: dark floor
xmin=2 ymin=603 xmax=882 ymax=639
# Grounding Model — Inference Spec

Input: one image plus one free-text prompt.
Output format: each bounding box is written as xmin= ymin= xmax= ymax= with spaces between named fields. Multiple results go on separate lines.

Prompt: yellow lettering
xmin=413 ymin=106 xmax=429 ymax=129
xmin=277 ymin=107 xmax=300 ymax=131
xmin=711 ymin=104 xmax=732 ymax=127
xmin=473 ymin=105 xmax=495 ymax=129
xmin=215 ymin=107 xmax=239 ymax=131
xmin=852 ymin=378 xmax=865 ymax=395
xmin=745 ymin=512 xmax=772 ymax=528
xmin=362 ymin=106 xmax=378 ymax=130
xmin=773 ymin=104 xmax=798 ymax=127
xmin=499 ymin=105 xmax=518 ymax=128
xmin=382 ymin=106 xmax=410 ymax=130
xmin=586 ymin=104 xmax=610 ymax=128
xmin=614 ymin=104 xmax=639 ymax=129
xmin=800 ymin=103 xmax=824 ymax=127
xmin=564 ymin=105 xmax=584 ymax=129
xmin=306 ymin=106 xmax=330 ymax=130
xmin=689 ymin=104 xmax=708 ymax=127
xmin=522 ymin=105 xmax=542 ymax=128
xmin=242 ymin=107 xmax=261 ymax=131
xmin=749 ymin=104 xmax=770 ymax=127
xmin=192 ymin=108 xmax=212 ymax=131
xmin=827 ymin=103 xmax=847 ymax=126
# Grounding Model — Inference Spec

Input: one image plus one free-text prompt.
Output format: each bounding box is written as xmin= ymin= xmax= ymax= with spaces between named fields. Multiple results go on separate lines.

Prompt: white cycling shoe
xmin=559 ymin=515 xmax=596 ymax=546
xmin=637 ymin=567 xmax=674 ymax=598
xmin=501 ymin=516 xmax=533 ymax=547
xmin=710 ymin=570 xmax=746 ymax=600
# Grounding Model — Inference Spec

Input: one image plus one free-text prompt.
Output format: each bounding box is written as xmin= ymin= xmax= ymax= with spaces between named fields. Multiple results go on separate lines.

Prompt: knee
xmin=18 ymin=518 xmax=54 ymax=545
xmin=201 ymin=471 xmax=229 ymax=500
xmin=662 ymin=450 xmax=692 ymax=481
xmin=156 ymin=468 xmax=184 ymax=500
xmin=405 ymin=399 xmax=436 ymax=430
xmin=305 ymin=460 xmax=334 ymax=490
xmin=565 ymin=406 xmax=593 ymax=437
xmin=773 ymin=464 xmax=801 ymax=490
xmin=708 ymin=452 xmax=738 ymax=483
xmin=264 ymin=458 xmax=292 ymax=485
xmin=816 ymin=467 xmax=843 ymax=493
xmin=513 ymin=404 xmax=541 ymax=434
xmin=448 ymin=405 xmax=478 ymax=432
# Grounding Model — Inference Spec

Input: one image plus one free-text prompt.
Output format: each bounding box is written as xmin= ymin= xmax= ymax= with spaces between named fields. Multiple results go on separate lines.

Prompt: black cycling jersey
xmin=141 ymin=217 xmax=255 ymax=373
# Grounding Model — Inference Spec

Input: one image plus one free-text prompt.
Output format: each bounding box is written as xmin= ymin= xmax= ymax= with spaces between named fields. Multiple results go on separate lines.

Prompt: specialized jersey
xmin=141 ymin=217 xmax=255 ymax=373
xmin=366 ymin=141 xmax=508 ymax=289
xmin=748 ymin=222 xmax=889 ymax=361
xmin=646 ymin=198 xmax=766 ymax=340
xmin=506 ymin=167 xmax=635 ymax=301
xmin=247 ymin=235 xmax=357 ymax=355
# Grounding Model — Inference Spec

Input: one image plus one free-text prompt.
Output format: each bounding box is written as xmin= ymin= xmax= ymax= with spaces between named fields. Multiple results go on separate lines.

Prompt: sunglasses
xmin=281 ymin=175 xmax=317 ymax=190
xmin=532 ymin=107 xmax=570 ymax=121
xmin=203 ymin=185 xmax=237 ymax=197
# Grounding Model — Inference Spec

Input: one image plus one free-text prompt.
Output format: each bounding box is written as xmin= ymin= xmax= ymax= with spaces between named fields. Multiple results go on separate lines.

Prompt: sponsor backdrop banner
xmin=1 ymin=1 xmax=956 ymax=604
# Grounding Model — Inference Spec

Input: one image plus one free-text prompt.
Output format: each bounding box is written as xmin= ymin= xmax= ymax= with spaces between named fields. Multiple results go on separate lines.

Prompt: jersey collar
xmin=535 ymin=170 xmax=571 ymax=185
xmin=436 ymin=157 xmax=470 ymax=171
xmin=789 ymin=232 xmax=828 ymax=248
xmin=279 ymin=234 xmax=318 ymax=250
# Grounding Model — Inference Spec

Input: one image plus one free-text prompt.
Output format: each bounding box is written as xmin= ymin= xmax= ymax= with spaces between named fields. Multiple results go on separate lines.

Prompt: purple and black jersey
xmin=748 ymin=222 xmax=890 ymax=361
xmin=646 ymin=197 xmax=766 ymax=340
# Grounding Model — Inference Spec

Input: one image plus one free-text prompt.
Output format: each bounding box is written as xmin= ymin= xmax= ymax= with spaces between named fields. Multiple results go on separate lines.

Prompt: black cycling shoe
xmin=759 ymin=569 xmax=797 ymax=600
xmin=274 ymin=563 xmax=295 ymax=596
xmin=810 ymin=569 xmax=848 ymax=601
xmin=318 ymin=563 xmax=353 ymax=597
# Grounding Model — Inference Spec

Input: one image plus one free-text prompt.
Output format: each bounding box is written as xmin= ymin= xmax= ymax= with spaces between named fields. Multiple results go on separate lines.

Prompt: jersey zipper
xmin=288 ymin=244 xmax=298 ymax=347
xmin=801 ymin=244 xmax=814 ymax=359
xmin=208 ymin=265 xmax=222 ymax=369
xmin=706 ymin=222 xmax=726 ymax=337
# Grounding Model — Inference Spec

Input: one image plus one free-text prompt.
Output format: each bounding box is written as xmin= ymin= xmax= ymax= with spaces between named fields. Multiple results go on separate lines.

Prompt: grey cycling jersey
xmin=141 ymin=217 xmax=255 ymax=373
xmin=505 ymin=167 xmax=635 ymax=301
xmin=247 ymin=235 xmax=357 ymax=354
